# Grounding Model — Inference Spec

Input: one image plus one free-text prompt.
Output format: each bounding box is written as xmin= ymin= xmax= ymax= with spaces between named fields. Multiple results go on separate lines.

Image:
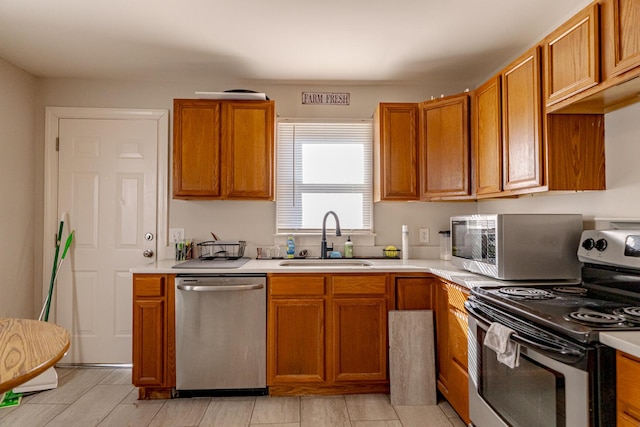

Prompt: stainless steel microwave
xmin=450 ymin=214 xmax=583 ymax=280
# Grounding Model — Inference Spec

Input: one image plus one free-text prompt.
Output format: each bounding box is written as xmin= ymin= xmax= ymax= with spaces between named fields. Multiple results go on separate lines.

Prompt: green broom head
xmin=0 ymin=390 xmax=22 ymax=408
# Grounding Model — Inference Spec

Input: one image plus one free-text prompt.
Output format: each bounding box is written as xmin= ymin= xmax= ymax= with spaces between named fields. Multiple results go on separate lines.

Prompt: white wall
xmin=0 ymin=57 xmax=36 ymax=317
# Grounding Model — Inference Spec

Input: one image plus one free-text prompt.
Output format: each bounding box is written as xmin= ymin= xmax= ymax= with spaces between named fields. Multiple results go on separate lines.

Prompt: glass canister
xmin=439 ymin=230 xmax=451 ymax=260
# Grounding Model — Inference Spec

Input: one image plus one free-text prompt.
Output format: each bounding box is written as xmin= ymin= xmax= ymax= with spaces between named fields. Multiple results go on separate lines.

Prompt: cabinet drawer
xmin=134 ymin=276 xmax=166 ymax=297
xmin=332 ymin=275 xmax=387 ymax=295
xmin=269 ymin=275 xmax=326 ymax=296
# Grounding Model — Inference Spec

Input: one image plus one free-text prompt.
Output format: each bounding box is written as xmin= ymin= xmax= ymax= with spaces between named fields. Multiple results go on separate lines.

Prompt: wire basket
xmin=198 ymin=240 xmax=246 ymax=260
xmin=382 ymin=248 xmax=401 ymax=258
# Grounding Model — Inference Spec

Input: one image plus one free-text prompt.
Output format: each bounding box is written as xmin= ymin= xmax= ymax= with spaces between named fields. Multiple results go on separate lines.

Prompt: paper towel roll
xmin=402 ymin=225 xmax=408 ymax=260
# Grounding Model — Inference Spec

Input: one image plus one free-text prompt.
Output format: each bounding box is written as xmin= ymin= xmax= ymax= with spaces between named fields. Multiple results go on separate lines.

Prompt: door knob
xmin=143 ymin=249 xmax=154 ymax=258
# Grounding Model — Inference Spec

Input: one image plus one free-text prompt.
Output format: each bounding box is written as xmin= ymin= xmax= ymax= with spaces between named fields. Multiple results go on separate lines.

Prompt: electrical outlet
xmin=419 ymin=228 xmax=429 ymax=243
xmin=169 ymin=228 xmax=185 ymax=243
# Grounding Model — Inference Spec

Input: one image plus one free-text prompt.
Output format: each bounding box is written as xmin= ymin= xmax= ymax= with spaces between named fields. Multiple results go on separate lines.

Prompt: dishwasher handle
xmin=177 ymin=283 xmax=264 ymax=292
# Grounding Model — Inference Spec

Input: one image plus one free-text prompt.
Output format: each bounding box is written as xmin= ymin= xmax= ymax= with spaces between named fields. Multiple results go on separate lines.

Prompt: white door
xmin=56 ymin=118 xmax=159 ymax=363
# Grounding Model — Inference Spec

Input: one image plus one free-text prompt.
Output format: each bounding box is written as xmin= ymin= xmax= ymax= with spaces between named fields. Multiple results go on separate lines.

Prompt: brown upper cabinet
xmin=473 ymin=46 xmax=606 ymax=197
xmin=602 ymin=0 xmax=640 ymax=79
xmin=472 ymin=76 xmax=503 ymax=197
xmin=501 ymin=47 xmax=544 ymax=192
xmin=374 ymin=97 xmax=471 ymax=201
xmin=419 ymin=94 xmax=471 ymax=200
xmin=543 ymin=3 xmax=600 ymax=106
xmin=173 ymin=99 xmax=275 ymax=200
xmin=547 ymin=0 xmax=640 ymax=113
xmin=373 ymin=103 xmax=419 ymax=201
xmin=376 ymin=0 xmax=628 ymax=200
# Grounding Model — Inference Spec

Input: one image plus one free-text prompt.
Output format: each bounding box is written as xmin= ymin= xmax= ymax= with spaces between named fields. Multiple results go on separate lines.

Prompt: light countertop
xmin=599 ymin=332 xmax=640 ymax=359
xmin=130 ymin=258 xmax=504 ymax=289
xmin=132 ymin=258 xmax=640 ymax=356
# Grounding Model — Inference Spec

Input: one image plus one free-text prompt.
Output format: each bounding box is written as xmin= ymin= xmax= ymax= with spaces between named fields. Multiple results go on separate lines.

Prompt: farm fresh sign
xmin=302 ymin=92 xmax=350 ymax=105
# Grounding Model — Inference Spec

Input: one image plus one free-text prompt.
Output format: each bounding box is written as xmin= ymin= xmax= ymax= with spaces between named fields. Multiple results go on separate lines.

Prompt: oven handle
xmin=466 ymin=304 xmax=584 ymax=364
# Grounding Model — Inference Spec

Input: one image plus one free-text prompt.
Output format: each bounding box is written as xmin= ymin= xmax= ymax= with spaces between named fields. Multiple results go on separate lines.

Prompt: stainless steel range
xmin=466 ymin=229 xmax=640 ymax=427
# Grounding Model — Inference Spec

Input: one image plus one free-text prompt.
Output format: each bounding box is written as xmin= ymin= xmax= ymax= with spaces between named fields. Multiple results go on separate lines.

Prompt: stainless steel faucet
xmin=321 ymin=211 xmax=342 ymax=259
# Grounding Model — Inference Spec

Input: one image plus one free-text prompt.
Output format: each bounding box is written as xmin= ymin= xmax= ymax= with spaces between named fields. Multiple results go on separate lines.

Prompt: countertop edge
xmin=129 ymin=258 xmax=493 ymax=289
xmin=599 ymin=331 xmax=640 ymax=359
xmin=133 ymin=259 xmax=640 ymax=356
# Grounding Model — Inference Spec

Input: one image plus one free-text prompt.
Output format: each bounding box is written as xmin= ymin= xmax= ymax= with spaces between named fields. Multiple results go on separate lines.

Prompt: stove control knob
xmin=595 ymin=238 xmax=608 ymax=252
xmin=581 ymin=238 xmax=595 ymax=250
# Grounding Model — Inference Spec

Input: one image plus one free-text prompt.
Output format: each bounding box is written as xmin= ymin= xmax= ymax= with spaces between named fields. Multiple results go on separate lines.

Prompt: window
xmin=276 ymin=120 xmax=373 ymax=233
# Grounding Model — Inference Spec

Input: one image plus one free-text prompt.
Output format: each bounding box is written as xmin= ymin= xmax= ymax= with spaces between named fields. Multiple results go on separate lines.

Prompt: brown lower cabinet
xmin=436 ymin=279 xmax=470 ymax=424
xmin=131 ymin=270 xmax=470 ymax=413
xmin=267 ymin=273 xmax=392 ymax=395
xmin=395 ymin=274 xmax=436 ymax=310
xmin=267 ymin=274 xmax=326 ymax=386
xmin=132 ymin=274 xmax=175 ymax=399
xmin=395 ymin=274 xmax=470 ymax=422
xmin=617 ymin=351 xmax=640 ymax=425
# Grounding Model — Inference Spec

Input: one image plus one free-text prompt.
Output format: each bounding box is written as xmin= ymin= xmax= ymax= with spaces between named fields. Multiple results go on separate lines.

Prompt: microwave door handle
xmin=466 ymin=303 xmax=584 ymax=363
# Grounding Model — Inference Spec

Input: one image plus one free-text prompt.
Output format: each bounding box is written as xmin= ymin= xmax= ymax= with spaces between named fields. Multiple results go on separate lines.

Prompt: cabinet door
xmin=173 ymin=100 xmax=222 ymax=198
xmin=604 ymin=0 xmax=640 ymax=77
xmin=132 ymin=275 xmax=168 ymax=387
xmin=617 ymin=352 xmax=640 ymax=425
xmin=448 ymin=284 xmax=470 ymax=424
xmin=546 ymin=114 xmax=605 ymax=191
xmin=436 ymin=280 xmax=470 ymax=424
xmin=331 ymin=297 xmax=388 ymax=382
xmin=222 ymin=101 xmax=275 ymax=200
xmin=435 ymin=282 xmax=450 ymax=393
xmin=268 ymin=299 xmax=326 ymax=384
xmin=448 ymin=304 xmax=469 ymax=371
xmin=544 ymin=4 xmax=600 ymax=106
xmin=419 ymin=95 xmax=470 ymax=199
xmin=473 ymin=76 xmax=503 ymax=196
xmin=502 ymin=47 xmax=543 ymax=191
xmin=396 ymin=276 xmax=434 ymax=310
xmin=374 ymin=103 xmax=419 ymax=201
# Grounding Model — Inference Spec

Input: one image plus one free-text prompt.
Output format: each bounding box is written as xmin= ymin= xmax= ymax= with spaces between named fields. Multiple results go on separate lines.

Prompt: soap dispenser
xmin=344 ymin=236 xmax=354 ymax=258
xmin=286 ymin=235 xmax=295 ymax=259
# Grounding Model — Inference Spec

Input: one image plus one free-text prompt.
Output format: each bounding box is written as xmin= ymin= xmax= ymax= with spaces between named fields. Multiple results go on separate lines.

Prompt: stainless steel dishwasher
xmin=175 ymin=274 xmax=266 ymax=395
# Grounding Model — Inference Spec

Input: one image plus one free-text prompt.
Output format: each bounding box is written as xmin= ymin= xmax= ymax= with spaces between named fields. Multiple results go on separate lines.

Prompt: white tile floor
xmin=0 ymin=367 xmax=466 ymax=427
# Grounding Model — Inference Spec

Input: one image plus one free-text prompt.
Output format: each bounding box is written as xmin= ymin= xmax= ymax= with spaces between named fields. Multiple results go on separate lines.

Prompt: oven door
xmin=466 ymin=299 xmax=592 ymax=427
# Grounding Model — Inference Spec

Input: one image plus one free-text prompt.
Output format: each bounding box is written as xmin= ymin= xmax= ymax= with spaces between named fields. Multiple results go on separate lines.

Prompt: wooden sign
xmin=302 ymin=92 xmax=350 ymax=105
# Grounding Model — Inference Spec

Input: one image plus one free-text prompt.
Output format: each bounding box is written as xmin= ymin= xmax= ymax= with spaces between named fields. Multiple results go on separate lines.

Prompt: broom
xmin=41 ymin=226 xmax=74 ymax=322
xmin=2 ymin=217 xmax=74 ymax=407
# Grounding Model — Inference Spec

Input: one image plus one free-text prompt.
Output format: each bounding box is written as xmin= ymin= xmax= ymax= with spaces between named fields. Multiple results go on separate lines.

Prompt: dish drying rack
xmin=198 ymin=240 xmax=246 ymax=260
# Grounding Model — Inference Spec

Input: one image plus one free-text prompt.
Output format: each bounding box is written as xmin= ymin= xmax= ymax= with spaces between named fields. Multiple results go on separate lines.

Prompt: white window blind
xmin=277 ymin=120 xmax=373 ymax=233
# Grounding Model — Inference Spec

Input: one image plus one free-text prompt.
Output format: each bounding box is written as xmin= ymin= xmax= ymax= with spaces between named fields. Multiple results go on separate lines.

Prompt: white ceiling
xmin=0 ymin=0 xmax=592 ymax=86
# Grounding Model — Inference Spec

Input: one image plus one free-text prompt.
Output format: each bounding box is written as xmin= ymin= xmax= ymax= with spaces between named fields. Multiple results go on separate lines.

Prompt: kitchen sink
xmin=278 ymin=259 xmax=373 ymax=268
